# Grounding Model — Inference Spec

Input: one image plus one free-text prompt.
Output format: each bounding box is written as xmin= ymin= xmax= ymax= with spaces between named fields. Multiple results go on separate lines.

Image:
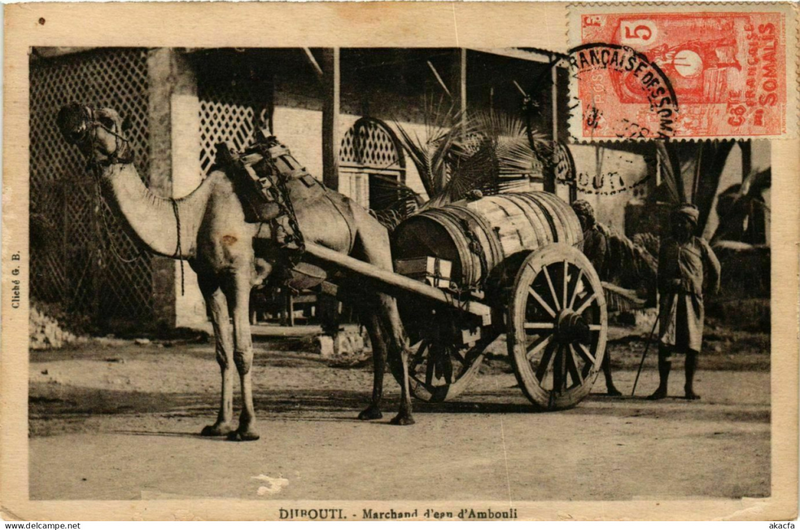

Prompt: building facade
xmin=33 ymin=46 xmax=753 ymax=331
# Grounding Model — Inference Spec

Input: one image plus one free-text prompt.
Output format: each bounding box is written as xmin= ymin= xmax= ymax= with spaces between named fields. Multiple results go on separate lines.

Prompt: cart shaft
xmin=304 ymin=242 xmax=491 ymax=323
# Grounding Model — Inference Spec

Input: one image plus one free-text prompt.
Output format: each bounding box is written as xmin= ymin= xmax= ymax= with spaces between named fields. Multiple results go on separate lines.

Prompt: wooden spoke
xmin=394 ymin=327 xmax=495 ymax=404
xmin=440 ymin=349 xmax=454 ymax=384
xmin=455 ymin=338 xmax=493 ymax=379
xmin=529 ymin=287 xmax=556 ymax=318
xmin=425 ymin=350 xmax=435 ymax=386
xmin=535 ymin=341 xmax=557 ymax=382
xmin=524 ymin=322 xmax=555 ymax=331
xmin=567 ymin=345 xmax=584 ymax=385
xmin=452 ymin=348 xmax=466 ymax=364
xmin=562 ymin=260 xmax=569 ymax=310
xmin=410 ymin=340 xmax=429 ymax=370
xmin=575 ymin=292 xmax=598 ymax=315
xmin=575 ymin=342 xmax=596 ymax=365
xmin=552 ymin=346 xmax=565 ymax=392
xmin=543 ymin=264 xmax=561 ymax=311
xmin=588 ymin=324 xmax=603 ymax=331
xmin=568 ymin=270 xmax=583 ymax=310
xmin=526 ymin=334 xmax=553 ymax=361
xmin=461 ymin=341 xmax=487 ymax=368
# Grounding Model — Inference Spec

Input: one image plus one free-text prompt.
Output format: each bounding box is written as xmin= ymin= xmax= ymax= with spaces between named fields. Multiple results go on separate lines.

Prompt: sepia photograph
xmin=2 ymin=1 xmax=797 ymax=522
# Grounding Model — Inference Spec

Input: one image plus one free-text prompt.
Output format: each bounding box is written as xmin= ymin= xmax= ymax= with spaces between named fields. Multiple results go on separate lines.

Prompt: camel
xmin=56 ymin=103 xmax=415 ymax=441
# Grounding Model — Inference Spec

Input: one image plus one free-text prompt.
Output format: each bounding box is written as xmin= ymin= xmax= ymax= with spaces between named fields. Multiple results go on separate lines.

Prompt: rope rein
xmin=87 ymin=117 xmax=142 ymax=265
xmin=171 ymin=198 xmax=185 ymax=296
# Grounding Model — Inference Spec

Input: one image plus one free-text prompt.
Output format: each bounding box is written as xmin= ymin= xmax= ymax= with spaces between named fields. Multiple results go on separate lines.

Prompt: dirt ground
xmin=29 ymin=326 xmax=770 ymax=502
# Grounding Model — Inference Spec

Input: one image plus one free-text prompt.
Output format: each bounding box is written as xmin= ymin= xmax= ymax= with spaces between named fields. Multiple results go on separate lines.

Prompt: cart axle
xmin=555 ymin=310 xmax=591 ymax=344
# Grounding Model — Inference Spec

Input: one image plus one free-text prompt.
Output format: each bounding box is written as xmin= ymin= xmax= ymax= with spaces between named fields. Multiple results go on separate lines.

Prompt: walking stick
xmin=631 ymin=309 xmax=661 ymax=397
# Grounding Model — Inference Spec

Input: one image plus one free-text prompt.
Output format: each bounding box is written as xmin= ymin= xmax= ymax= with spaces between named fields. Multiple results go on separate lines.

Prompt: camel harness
xmin=215 ymin=131 xmax=309 ymax=255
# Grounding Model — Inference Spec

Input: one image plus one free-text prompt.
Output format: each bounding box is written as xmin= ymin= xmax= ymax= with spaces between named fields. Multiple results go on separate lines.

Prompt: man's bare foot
xmin=607 ymin=386 xmax=622 ymax=397
xmin=685 ymin=390 xmax=701 ymax=400
xmin=647 ymin=388 xmax=668 ymax=400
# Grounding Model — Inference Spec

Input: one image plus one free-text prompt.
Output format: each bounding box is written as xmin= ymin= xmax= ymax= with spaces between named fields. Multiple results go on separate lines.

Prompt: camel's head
xmin=57 ymin=103 xmax=133 ymax=167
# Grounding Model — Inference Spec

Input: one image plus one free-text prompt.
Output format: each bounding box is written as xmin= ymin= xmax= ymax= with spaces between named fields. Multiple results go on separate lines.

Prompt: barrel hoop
xmin=424 ymin=207 xmax=480 ymax=285
xmin=446 ymin=207 xmax=489 ymax=285
xmin=500 ymin=194 xmax=551 ymax=249
xmin=437 ymin=206 xmax=492 ymax=286
xmin=440 ymin=208 xmax=486 ymax=285
xmin=539 ymin=193 xmax=577 ymax=245
xmin=450 ymin=204 xmax=504 ymax=282
xmin=532 ymin=193 xmax=570 ymax=245
xmin=415 ymin=208 xmax=475 ymax=283
xmin=483 ymin=198 xmax=524 ymax=249
xmin=511 ymin=194 xmax=555 ymax=247
xmin=519 ymin=194 xmax=563 ymax=243
xmin=535 ymin=193 xmax=581 ymax=246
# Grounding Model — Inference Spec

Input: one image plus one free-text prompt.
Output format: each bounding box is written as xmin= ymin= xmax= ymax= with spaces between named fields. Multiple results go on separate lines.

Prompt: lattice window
xmin=339 ymin=117 xmax=404 ymax=170
xmin=339 ymin=117 xmax=405 ymax=210
xmin=30 ymin=48 xmax=154 ymax=327
xmin=198 ymin=78 xmax=270 ymax=178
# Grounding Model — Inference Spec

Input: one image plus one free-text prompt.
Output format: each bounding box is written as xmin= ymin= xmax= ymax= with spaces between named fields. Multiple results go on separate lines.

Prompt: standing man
xmin=649 ymin=204 xmax=721 ymax=400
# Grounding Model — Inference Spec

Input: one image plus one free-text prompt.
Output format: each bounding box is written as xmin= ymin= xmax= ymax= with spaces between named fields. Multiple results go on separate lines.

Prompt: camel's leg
xmin=380 ymin=293 xmax=414 ymax=425
xmin=357 ymin=309 xmax=387 ymax=420
xmin=351 ymin=208 xmax=414 ymax=425
xmin=198 ymin=274 xmax=236 ymax=436
xmin=224 ymin=271 xmax=260 ymax=442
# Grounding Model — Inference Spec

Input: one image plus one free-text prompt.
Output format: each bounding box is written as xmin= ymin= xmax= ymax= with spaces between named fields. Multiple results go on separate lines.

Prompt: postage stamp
xmin=569 ymin=5 xmax=797 ymax=140
xmin=2 ymin=1 xmax=800 ymax=524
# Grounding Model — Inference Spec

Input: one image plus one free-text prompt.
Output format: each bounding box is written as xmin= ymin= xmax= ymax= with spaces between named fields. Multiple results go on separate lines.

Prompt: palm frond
xmin=395 ymin=105 xmax=550 ymax=215
xmin=394 ymin=96 xmax=470 ymax=203
xmin=439 ymin=136 xmax=497 ymax=205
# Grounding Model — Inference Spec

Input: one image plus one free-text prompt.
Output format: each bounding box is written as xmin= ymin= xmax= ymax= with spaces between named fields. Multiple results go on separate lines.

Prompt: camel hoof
xmin=200 ymin=423 xmax=234 ymax=437
xmin=389 ymin=415 xmax=415 ymax=426
xmin=358 ymin=407 xmax=383 ymax=420
xmin=226 ymin=429 xmax=260 ymax=442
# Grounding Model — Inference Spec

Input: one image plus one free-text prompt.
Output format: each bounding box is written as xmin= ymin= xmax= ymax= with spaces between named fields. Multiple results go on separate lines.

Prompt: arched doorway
xmin=338 ymin=117 xmax=406 ymax=212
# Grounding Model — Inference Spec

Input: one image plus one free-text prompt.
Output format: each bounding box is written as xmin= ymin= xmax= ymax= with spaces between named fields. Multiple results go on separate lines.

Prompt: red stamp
xmin=577 ymin=12 xmax=787 ymax=139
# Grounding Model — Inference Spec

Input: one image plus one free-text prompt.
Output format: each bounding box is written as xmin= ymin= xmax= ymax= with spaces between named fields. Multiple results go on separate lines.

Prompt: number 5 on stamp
xmin=569 ymin=6 xmax=797 ymax=140
xmin=619 ymin=20 xmax=658 ymax=46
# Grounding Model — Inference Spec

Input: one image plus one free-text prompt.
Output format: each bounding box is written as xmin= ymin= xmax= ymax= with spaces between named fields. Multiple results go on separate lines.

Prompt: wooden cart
xmin=304 ymin=191 xmax=607 ymax=411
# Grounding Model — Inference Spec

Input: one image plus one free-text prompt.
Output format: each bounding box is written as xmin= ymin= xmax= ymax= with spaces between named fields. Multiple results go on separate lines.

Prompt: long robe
xmin=658 ymin=236 xmax=721 ymax=353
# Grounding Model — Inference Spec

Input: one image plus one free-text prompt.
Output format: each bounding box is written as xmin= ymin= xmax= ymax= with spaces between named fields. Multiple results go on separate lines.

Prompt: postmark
xmin=553 ymin=140 xmax=654 ymax=195
xmin=570 ymin=8 xmax=792 ymax=139
xmin=567 ymin=43 xmax=679 ymax=140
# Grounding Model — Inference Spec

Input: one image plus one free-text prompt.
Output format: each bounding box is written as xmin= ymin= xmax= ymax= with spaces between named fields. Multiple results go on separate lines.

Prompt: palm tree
xmin=392 ymin=95 xmax=551 ymax=216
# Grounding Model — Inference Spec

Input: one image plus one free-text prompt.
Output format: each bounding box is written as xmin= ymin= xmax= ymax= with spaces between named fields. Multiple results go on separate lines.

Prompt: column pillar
xmin=321 ymin=48 xmax=340 ymax=190
xmin=147 ymin=48 xmax=206 ymax=330
xmin=451 ymin=48 xmax=467 ymax=117
xmin=544 ymin=54 xmax=558 ymax=194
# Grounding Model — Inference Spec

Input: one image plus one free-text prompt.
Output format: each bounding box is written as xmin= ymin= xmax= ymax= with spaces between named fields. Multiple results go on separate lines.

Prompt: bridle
xmin=65 ymin=105 xmax=133 ymax=170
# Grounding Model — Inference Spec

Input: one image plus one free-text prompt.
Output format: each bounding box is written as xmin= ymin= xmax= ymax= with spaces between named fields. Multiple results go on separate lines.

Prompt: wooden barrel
xmin=392 ymin=192 xmax=582 ymax=287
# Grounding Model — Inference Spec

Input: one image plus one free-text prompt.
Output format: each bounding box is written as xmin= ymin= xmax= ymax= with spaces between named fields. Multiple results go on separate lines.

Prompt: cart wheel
xmin=508 ymin=244 xmax=607 ymax=410
xmin=392 ymin=332 xmax=496 ymax=403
